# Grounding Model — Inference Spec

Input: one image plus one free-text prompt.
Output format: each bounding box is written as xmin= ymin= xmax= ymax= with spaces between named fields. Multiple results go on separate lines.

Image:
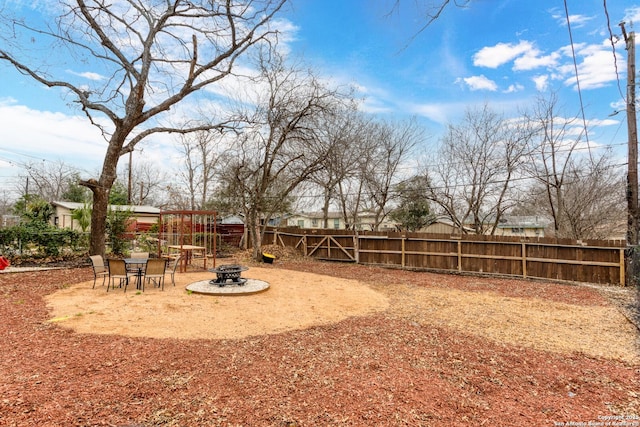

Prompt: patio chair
xmin=130 ymin=251 xmax=149 ymax=259
xmin=145 ymin=258 xmax=168 ymax=290
xmin=107 ymin=259 xmax=129 ymax=292
xmin=168 ymin=255 xmax=181 ymax=287
xmin=90 ymin=255 xmax=108 ymax=289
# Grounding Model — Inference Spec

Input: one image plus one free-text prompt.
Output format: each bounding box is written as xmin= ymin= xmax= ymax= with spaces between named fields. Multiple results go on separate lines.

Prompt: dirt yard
xmin=1 ymin=255 xmax=639 ymax=426
xmin=45 ymin=267 xmax=390 ymax=340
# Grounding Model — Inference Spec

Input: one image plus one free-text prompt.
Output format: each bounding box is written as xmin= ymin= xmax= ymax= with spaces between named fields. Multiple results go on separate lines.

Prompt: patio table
xmin=167 ymin=245 xmax=207 ymax=272
xmin=124 ymin=258 xmax=148 ymax=290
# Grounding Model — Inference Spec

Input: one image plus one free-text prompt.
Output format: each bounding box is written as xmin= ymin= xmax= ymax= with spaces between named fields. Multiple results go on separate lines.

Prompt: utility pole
xmin=621 ymin=23 xmax=638 ymax=246
xmin=24 ymin=176 xmax=29 ymax=212
xmin=127 ymin=148 xmax=133 ymax=205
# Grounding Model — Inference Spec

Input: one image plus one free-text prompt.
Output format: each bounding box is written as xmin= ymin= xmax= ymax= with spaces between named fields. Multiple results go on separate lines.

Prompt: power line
xmin=563 ymin=0 xmax=594 ymax=164
xmin=0 ymin=147 xmax=49 ymax=163
xmin=603 ymin=0 xmax=626 ymax=100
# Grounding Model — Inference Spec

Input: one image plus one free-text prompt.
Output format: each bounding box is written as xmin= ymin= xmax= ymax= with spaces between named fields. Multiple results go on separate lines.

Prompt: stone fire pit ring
xmin=186 ymin=278 xmax=270 ymax=296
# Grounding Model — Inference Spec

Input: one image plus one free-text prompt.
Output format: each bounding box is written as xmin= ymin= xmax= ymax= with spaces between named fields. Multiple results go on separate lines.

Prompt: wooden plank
xmin=525 ymin=257 xmax=619 ymax=267
xmin=359 ymin=249 xmax=457 ymax=257
xmin=307 ymin=235 xmax=356 ymax=261
xmin=307 ymin=236 xmax=329 ymax=257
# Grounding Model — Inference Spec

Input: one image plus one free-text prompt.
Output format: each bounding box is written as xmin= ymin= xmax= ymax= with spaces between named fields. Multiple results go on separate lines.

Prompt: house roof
xmin=428 ymin=216 xmax=475 ymax=232
xmin=496 ymin=215 xmax=547 ymax=229
xmin=290 ymin=211 xmax=382 ymax=220
xmin=52 ymin=201 xmax=160 ymax=215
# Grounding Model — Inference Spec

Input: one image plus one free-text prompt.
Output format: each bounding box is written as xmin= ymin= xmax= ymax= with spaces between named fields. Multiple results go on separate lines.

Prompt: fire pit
xmin=209 ymin=264 xmax=248 ymax=287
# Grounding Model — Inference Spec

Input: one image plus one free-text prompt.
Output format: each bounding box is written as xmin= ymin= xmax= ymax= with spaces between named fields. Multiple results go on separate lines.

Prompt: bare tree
xmin=363 ymin=118 xmax=423 ymax=230
xmin=316 ymin=115 xmax=423 ymax=232
xmin=308 ymin=107 xmax=364 ymax=228
xmin=23 ymin=160 xmax=83 ymax=202
xmin=161 ymin=183 xmax=192 ymax=211
xmin=117 ymin=159 xmax=168 ymax=206
xmin=426 ymin=104 xmax=532 ymax=234
xmin=176 ymin=130 xmax=221 ymax=210
xmin=553 ymin=155 xmax=624 ymax=239
xmin=217 ymin=51 xmax=349 ymax=260
xmin=0 ymin=0 xmax=286 ymax=256
xmin=524 ymin=94 xmax=624 ymax=239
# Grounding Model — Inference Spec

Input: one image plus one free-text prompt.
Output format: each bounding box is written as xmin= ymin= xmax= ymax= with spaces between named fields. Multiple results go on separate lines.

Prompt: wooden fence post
xmin=457 ymin=240 xmax=462 ymax=272
xmin=303 ymin=234 xmax=307 ymax=256
xmin=354 ymin=234 xmax=359 ymax=263
xmin=620 ymin=248 xmax=626 ymax=286
xmin=522 ymin=242 xmax=527 ymax=279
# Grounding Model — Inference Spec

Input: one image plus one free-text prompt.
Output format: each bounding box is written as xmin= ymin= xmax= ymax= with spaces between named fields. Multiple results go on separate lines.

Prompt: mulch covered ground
xmin=1 ymin=258 xmax=639 ymax=426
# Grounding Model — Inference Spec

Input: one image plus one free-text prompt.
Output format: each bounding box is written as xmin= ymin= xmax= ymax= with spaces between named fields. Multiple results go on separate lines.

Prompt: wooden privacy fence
xmin=264 ymin=227 xmax=627 ymax=286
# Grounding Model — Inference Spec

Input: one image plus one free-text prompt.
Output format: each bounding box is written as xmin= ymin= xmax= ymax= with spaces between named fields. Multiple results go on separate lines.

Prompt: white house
xmin=51 ymin=201 xmax=160 ymax=232
xmin=494 ymin=216 xmax=547 ymax=238
xmin=284 ymin=211 xmax=398 ymax=231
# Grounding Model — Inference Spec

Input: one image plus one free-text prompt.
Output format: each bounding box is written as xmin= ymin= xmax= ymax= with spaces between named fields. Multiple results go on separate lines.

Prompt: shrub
xmin=0 ymin=223 xmax=81 ymax=257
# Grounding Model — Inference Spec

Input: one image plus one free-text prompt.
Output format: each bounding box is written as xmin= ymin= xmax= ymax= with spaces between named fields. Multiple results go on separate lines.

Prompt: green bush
xmin=0 ymin=223 xmax=81 ymax=257
xmin=106 ymin=207 xmax=132 ymax=256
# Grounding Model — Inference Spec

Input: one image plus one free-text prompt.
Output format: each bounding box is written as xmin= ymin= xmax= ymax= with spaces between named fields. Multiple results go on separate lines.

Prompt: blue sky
xmin=0 ymin=0 xmax=638 ymax=198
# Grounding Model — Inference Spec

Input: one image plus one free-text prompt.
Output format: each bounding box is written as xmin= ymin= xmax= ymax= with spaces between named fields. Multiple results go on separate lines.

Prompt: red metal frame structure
xmin=158 ymin=210 xmax=217 ymax=273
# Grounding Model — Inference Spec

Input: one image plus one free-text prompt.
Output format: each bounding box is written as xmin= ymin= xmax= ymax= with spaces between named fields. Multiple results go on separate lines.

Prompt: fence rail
xmin=264 ymin=227 xmax=627 ymax=286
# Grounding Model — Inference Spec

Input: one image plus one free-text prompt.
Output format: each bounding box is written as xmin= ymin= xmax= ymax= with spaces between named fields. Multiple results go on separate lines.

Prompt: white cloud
xmin=532 ymin=75 xmax=549 ymax=91
xmin=610 ymin=99 xmax=626 ymax=112
xmin=473 ymin=41 xmax=533 ymax=68
xmin=552 ymin=12 xmax=593 ymax=29
xmin=0 ymin=101 xmax=199 ymax=197
xmin=587 ymin=118 xmax=619 ymax=127
xmin=503 ymin=83 xmax=524 ymax=93
xmin=624 ymin=6 xmax=640 ymax=24
xmin=407 ymin=103 xmax=450 ymax=124
xmin=513 ymin=49 xmax=560 ymax=71
xmin=0 ymin=102 xmax=107 ymax=176
xmin=458 ymin=75 xmax=498 ymax=91
xmin=66 ymin=70 xmax=106 ymax=81
xmin=358 ymin=98 xmax=393 ymax=115
xmin=563 ymin=39 xmax=625 ymax=90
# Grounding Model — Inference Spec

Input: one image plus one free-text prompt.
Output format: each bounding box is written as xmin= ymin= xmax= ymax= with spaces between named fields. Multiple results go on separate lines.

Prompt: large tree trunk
xmin=89 ymin=187 xmax=109 ymax=257
xmin=83 ymin=131 xmax=125 ymax=257
xmin=246 ymin=209 xmax=263 ymax=262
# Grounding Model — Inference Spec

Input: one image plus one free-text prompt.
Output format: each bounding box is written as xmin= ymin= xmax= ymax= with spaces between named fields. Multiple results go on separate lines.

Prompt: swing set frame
xmin=157 ymin=210 xmax=218 ymax=273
